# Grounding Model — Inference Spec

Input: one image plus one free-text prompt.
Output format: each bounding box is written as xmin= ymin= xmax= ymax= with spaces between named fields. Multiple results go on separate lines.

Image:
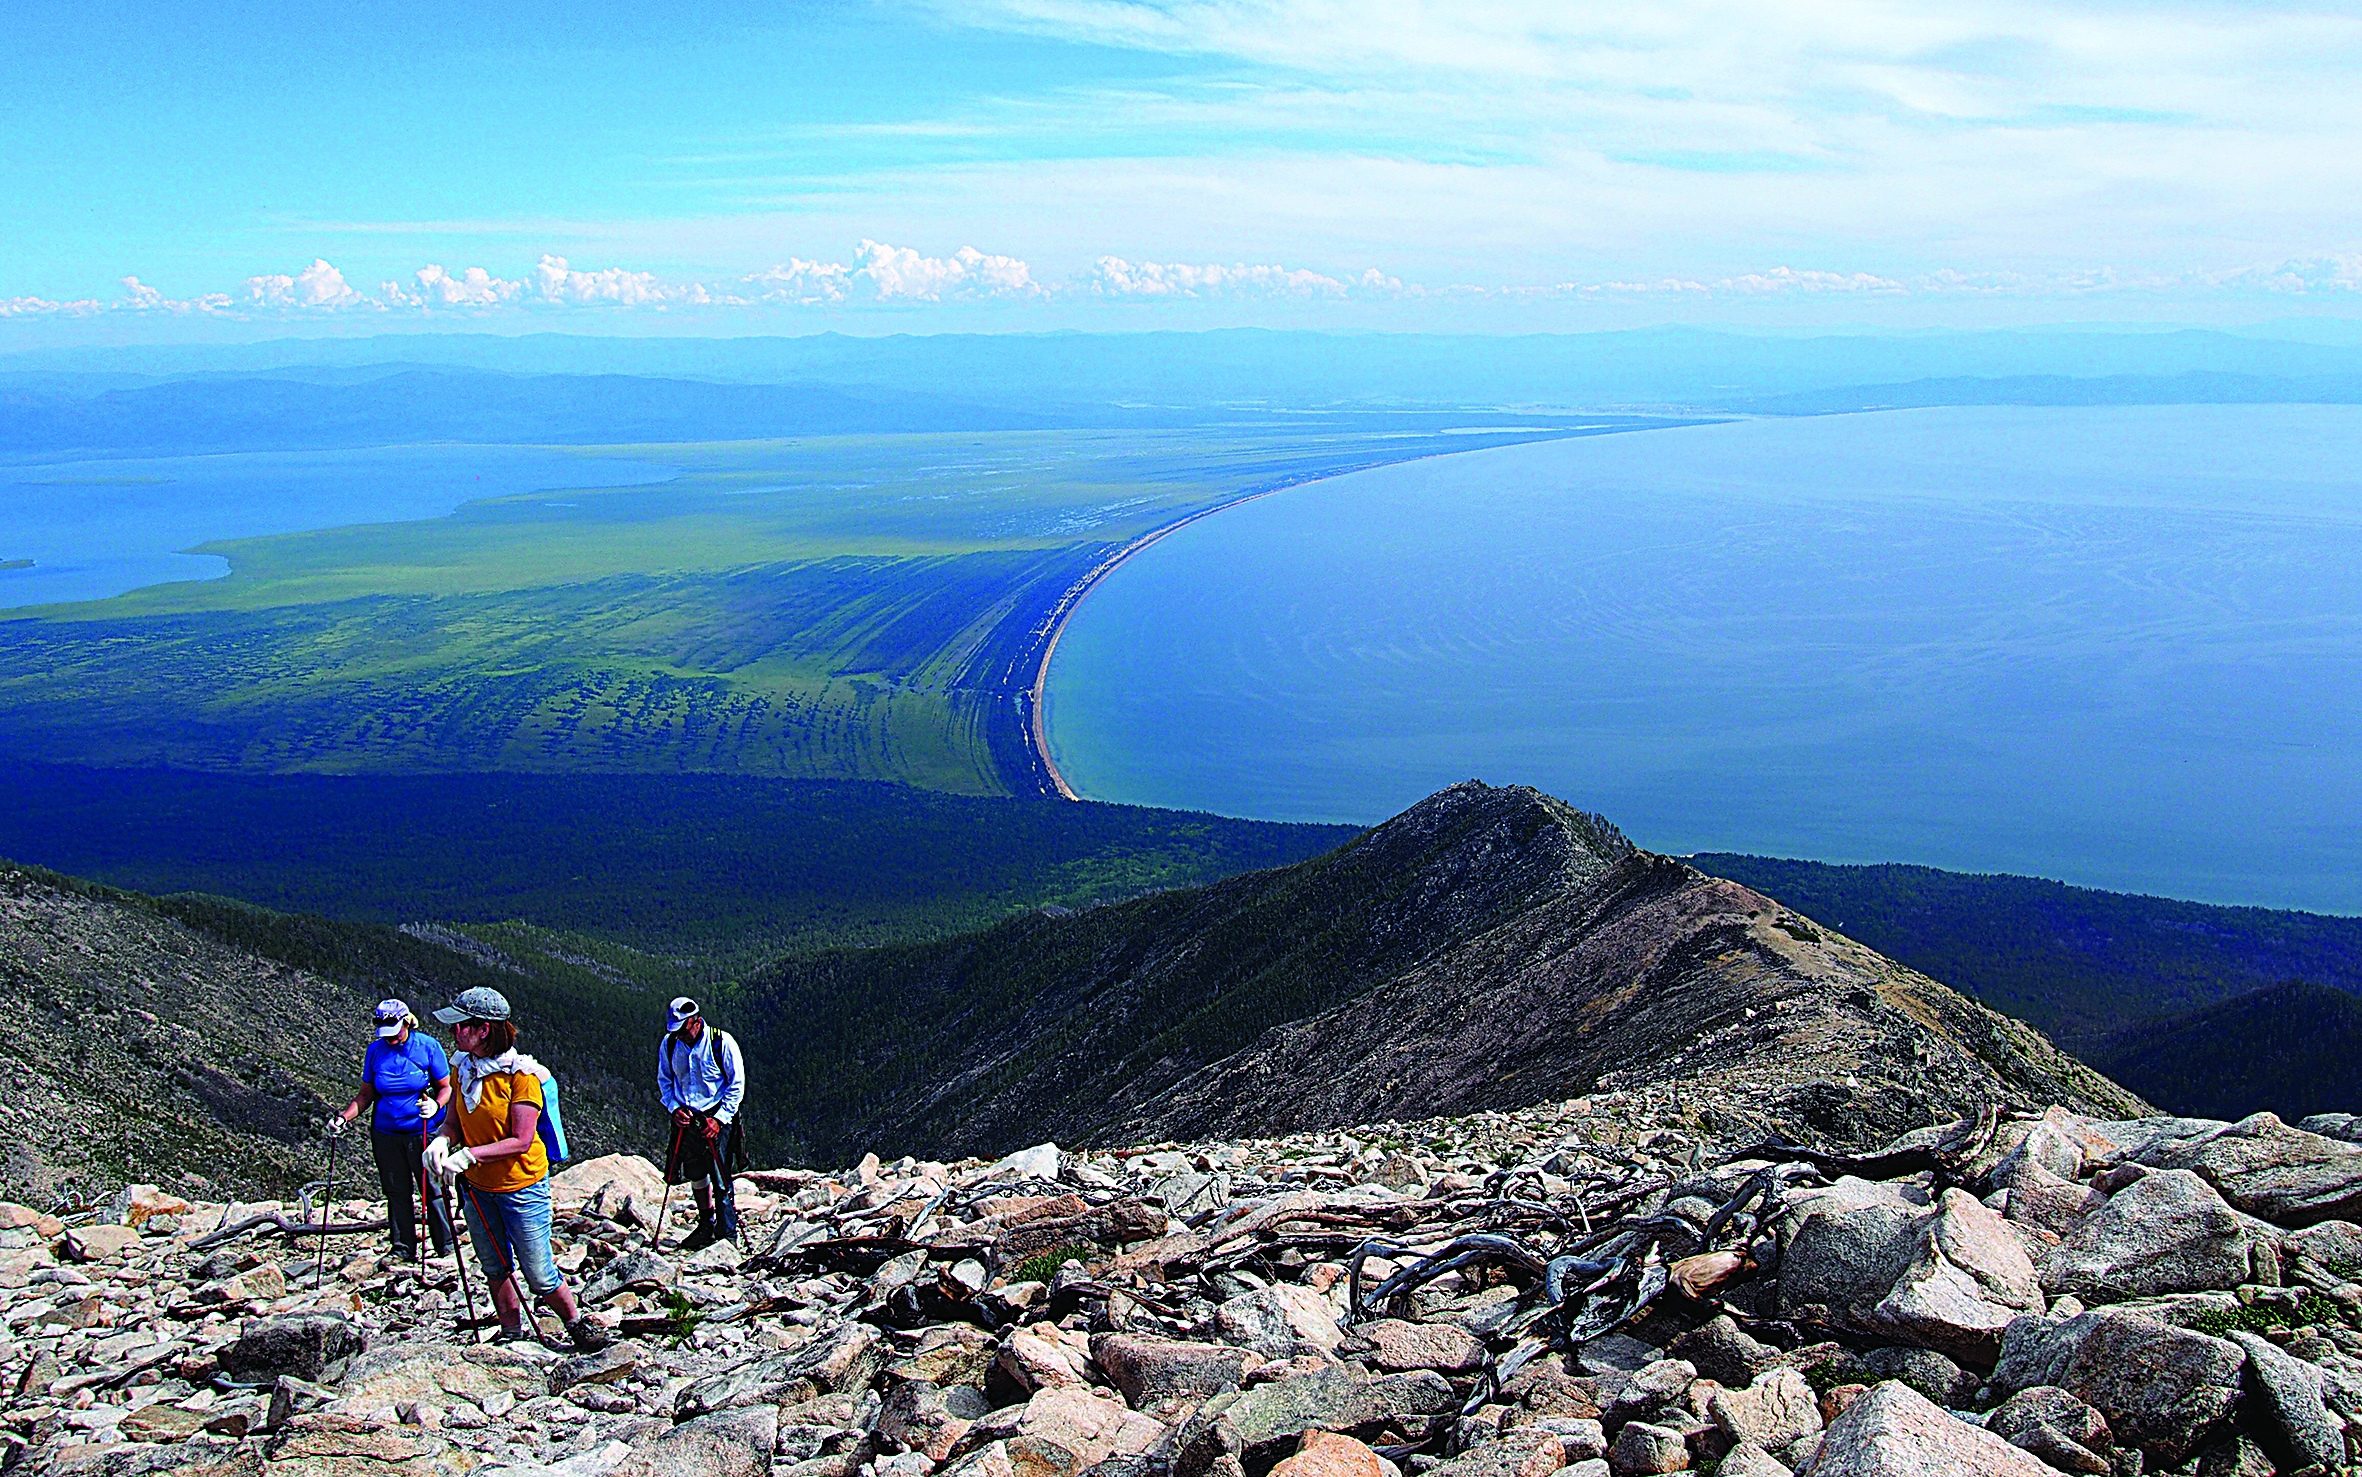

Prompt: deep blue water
xmin=0 ymin=445 xmax=675 ymax=608
xmin=1044 ymin=406 xmax=2362 ymax=913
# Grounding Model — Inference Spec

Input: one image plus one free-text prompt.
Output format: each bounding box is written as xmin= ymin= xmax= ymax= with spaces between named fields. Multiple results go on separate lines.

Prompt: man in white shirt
xmin=656 ymin=996 xmax=747 ymax=1249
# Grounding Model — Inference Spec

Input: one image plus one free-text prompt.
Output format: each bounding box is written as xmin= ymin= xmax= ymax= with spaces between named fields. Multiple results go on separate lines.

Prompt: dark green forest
xmin=2086 ymin=981 xmax=2362 ymax=1122
xmin=0 ymin=763 xmax=1355 ymax=967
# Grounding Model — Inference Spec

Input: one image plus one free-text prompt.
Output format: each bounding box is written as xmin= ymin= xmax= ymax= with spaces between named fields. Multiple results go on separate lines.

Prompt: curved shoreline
xmin=1015 ymin=420 xmax=1700 ymax=798
xmin=1015 ymin=429 xmax=1641 ymax=800
xmin=1019 ymin=487 xmax=1291 ymax=801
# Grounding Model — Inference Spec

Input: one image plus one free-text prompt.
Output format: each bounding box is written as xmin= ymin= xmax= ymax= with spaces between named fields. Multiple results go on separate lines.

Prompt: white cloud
xmin=18 ymin=239 xmax=2362 ymax=333
xmin=531 ymin=254 xmax=706 ymax=307
xmin=245 ymin=259 xmax=369 ymax=310
xmin=0 ymin=294 xmax=102 ymax=317
xmin=853 ymin=240 xmax=1044 ymax=300
xmin=740 ymin=258 xmax=854 ymax=304
xmin=1086 ymin=256 xmax=1393 ymax=298
xmin=384 ymin=264 xmax=525 ymax=308
xmin=1715 ymin=267 xmax=1908 ymax=296
xmin=118 ymin=277 xmax=232 ymax=314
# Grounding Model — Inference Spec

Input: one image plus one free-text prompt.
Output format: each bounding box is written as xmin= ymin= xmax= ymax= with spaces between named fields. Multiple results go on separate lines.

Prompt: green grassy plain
xmin=0 ymin=425 xmax=1589 ymax=793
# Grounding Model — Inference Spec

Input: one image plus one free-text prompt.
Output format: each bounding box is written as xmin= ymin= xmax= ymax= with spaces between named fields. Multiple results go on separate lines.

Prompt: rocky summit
xmin=14 ymin=1095 xmax=2362 ymax=1477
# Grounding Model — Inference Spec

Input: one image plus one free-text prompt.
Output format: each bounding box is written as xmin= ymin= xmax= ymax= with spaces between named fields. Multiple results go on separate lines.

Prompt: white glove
xmin=425 ymin=1140 xmax=476 ymax=1184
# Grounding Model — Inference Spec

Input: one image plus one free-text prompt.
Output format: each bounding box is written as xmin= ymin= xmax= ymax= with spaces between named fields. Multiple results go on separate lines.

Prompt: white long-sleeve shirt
xmin=658 ymin=1028 xmax=746 ymax=1124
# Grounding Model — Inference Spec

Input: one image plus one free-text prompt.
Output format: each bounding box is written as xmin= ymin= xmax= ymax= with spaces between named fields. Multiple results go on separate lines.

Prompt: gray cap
xmin=432 ymin=986 xmax=512 ymax=1025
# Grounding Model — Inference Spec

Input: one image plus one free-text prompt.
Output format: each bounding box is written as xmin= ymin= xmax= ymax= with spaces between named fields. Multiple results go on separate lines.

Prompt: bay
xmin=1043 ymin=405 xmax=2362 ymax=913
xmin=0 ymin=444 xmax=676 ymax=608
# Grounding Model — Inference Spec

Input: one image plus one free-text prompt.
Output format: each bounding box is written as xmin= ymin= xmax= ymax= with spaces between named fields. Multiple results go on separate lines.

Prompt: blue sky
xmin=5 ymin=0 xmax=2360 ymax=339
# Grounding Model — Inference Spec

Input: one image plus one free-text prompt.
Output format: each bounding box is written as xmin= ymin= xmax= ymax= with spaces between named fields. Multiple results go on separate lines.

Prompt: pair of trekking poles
xmin=650 ymin=1118 xmax=730 ymax=1252
xmin=312 ymin=1124 xmax=489 ymax=1342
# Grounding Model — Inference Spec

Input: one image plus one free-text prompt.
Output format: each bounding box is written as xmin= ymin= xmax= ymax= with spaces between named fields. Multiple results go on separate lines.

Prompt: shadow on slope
xmin=2087 ymin=979 xmax=2362 ymax=1123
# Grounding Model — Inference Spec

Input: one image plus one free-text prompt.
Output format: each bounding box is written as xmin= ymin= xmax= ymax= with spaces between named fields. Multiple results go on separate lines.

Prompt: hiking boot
xmin=676 ymin=1221 xmax=718 ymax=1253
xmin=568 ymin=1316 xmax=613 ymax=1353
xmin=489 ymin=1323 xmax=535 ymax=1345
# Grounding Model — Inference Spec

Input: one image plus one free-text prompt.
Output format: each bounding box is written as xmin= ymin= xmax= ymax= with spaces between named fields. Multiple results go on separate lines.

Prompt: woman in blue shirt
xmin=330 ymin=999 xmax=455 ymax=1262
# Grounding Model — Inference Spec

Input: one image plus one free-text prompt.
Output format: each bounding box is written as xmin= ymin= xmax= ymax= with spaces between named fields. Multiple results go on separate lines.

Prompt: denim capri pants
xmin=460 ymin=1178 xmax=565 ymax=1296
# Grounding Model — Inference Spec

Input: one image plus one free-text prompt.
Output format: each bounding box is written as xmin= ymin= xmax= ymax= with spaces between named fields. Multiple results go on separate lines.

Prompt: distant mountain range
xmin=1693 ymin=853 xmax=2362 ymax=1050
xmin=9 ymin=327 xmax=2362 ymax=460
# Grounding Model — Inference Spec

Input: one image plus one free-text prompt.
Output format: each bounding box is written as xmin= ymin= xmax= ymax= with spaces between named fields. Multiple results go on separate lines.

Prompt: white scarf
xmin=454 ymin=1048 xmax=545 ymax=1111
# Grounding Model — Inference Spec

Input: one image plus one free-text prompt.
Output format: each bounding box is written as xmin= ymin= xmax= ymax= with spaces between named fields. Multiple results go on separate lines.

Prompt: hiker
xmin=656 ymin=996 xmax=748 ymax=1250
xmin=424 ymin=986 xmax=608 ymax=1351
xmin=328 ymin=999 xmax=454 ymax=1262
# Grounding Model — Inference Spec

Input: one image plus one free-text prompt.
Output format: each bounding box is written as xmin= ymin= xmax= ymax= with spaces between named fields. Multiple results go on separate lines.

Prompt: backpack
xmin=502 ymin=1053 xmax=572 ymax=1166
xmin=533 ymin=1064 xmax=571 ymax=1165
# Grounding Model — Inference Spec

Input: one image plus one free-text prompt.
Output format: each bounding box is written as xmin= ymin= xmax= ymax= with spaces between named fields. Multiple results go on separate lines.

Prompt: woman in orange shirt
xmin=426 ymin=987 xmax=609 ymax=1352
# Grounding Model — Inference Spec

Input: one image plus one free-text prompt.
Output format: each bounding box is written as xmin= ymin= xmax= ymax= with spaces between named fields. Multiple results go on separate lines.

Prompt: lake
xmin=1043 ymin=405 xmax=2362 ymax=913
xmin=0 ymin=445 xmax=676 ymax=608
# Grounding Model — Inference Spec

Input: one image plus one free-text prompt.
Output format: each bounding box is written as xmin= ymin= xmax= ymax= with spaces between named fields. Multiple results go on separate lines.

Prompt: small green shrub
xmin=1012 ymin=1245 xmax=1092 ymax=1284
xmin=659 ymin=1288 xmax=705 ymax=1347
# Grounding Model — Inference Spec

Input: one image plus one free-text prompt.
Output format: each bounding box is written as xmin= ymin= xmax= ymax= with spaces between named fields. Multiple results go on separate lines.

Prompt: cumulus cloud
xmin=1088 ymin=256 xmax=1349 ymax=298
xmin=118 ymin=277 xmax=232 ymax=314
xmin=245 ymin=259 xmax=369 ymax=310
xmin=1715 ymin=267 xmax=1907 ymax=295
xmin=740 ymin=258 xmax=854 ymax=304
xmin=383 ymin=264 xmax=524 ymax=308
xmin=0 ymin=294 xmax=102 ymax=317
xmin=22 ymin=240 xmax=2362 ymax=329
xmin=853 ymin=240 xmax=1044 ymax=300
xmin=531 ymin=254 xmax=696 ymax=306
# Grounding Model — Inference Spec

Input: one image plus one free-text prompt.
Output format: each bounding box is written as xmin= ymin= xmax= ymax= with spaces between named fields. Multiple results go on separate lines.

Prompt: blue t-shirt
xmin=362 ymin=1032 xmax=450 ymax=1134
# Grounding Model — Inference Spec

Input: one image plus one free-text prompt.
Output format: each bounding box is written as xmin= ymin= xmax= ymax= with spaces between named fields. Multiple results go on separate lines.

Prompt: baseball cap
xmin=373 ymin=999 xmax=409 ymax=1039
xmin=665 ymin=997 xmax=701 ymax=1032
xmin=432 ymin=986 xmax=513 ymax=1025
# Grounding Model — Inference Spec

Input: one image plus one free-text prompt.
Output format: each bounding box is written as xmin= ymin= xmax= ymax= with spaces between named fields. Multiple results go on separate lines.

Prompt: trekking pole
xmin=415 ymin=1134 xmax=432 ymax=1270
xmin=315 ymin=1130 xmax=340 ymax=1287
xmin=442 ymin=1177 xmax=483 ymax=1344
xmin=653 ymin=1122 xmax=682 ymax=1252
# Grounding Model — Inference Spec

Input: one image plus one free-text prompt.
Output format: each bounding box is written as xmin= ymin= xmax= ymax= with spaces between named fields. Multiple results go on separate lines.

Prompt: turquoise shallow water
xmin=0 ymin=445 xmax=676 ymax=608
xmin=1044 ymin=405 xmax=2362 ymax=913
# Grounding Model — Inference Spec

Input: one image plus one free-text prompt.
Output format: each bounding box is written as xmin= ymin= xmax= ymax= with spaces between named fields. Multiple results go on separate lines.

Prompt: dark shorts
xmin=665 ymin=1115 xmax=747 ymax=1186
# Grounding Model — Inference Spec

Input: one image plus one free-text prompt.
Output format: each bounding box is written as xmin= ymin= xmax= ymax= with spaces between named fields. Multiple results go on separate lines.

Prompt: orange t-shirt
xmin=453 ymin=1070 xmax=549 ymax=1193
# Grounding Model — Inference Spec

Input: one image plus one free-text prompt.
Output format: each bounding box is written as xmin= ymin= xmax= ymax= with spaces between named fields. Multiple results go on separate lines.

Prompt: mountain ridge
xmin=743 ymin=781 xmax=2142 ymax=1163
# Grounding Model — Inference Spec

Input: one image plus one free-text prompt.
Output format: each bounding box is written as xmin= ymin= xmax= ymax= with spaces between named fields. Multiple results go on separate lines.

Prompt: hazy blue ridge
xmin=11 ymin=328 xmax=2362 ymax=416
xmin=0 ymin=370 xmax=1059 ymax=461
xmin=1695 ymin=852 xmax=2362 ymax=1051
xmin=1735 ymin=371 xmax=2362 ymax=414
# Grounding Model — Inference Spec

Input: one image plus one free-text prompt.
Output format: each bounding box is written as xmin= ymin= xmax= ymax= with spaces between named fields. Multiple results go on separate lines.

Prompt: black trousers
xmin=370 ymin=1128 xmax=452 ymax=1257
xmin=664 ymin=1115 xmax=744 ymax=1237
